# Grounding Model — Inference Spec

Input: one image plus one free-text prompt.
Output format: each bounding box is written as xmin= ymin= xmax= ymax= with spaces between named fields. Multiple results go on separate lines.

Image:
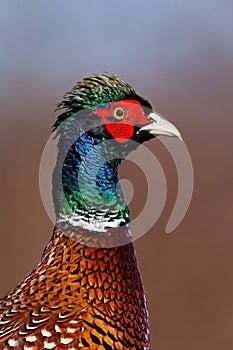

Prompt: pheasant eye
xmin=113 ymin=106 xmax=127 ymax=120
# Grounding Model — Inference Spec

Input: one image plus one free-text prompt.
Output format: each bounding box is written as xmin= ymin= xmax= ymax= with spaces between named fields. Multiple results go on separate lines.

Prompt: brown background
xmin=0 ymin=1 xmax=232 ymax=349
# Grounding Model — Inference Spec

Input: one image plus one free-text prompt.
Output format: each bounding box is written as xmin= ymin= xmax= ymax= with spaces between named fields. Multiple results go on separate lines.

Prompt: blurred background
xmin=0 ymin=1 xmax=232 ymax=349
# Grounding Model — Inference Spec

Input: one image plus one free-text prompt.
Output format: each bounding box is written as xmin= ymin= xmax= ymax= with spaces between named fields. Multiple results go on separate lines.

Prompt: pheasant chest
xmin=0 ymin=229 xmax=149 ymax=349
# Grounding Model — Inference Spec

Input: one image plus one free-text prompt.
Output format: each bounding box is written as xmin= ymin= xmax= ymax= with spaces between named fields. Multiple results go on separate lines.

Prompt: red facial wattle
xmin=105 ymin=123 xmax=134 ymax=143
xmin=93 ymin=100 xmax=148 ymax=143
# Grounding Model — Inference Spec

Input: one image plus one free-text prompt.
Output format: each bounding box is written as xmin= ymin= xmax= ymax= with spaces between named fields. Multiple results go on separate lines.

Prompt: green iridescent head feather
xmin=57 ymin=72 xmax=135 ymax=110
xmin=53 ymin=72 xmax=152 ymax=131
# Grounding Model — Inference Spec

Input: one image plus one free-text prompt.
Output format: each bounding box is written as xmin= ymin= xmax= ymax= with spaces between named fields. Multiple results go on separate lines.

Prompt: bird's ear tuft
xmin=55 ymin=73 xmax=136 ymax=112
xmin=52 ymin=73 xmax=148 ymax=132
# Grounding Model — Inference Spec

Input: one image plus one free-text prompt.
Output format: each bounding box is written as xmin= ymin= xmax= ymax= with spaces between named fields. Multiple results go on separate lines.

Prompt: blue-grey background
xmin=0 ymin=1 xmax=233 ymax=349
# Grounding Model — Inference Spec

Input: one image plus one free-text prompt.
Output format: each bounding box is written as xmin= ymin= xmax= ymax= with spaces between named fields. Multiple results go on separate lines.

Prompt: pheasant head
xmin=52 ymin=73 xmax=182 ymax=237
xmin=54 ymin=72 xmax=181 ymax=143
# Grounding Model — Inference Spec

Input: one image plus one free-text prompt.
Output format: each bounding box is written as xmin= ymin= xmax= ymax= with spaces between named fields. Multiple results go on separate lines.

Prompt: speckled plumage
xmin=0 ymin=228 xmax=149 ymax=349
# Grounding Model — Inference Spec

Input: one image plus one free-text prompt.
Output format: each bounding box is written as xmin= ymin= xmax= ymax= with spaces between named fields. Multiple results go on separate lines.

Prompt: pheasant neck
xmin=53 ymin=129 xmax=129 ymax=233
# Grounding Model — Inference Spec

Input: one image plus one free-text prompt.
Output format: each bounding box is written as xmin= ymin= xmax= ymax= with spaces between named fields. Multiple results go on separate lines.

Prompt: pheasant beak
xmin=139 ymin=112 xmax=182 ymax=141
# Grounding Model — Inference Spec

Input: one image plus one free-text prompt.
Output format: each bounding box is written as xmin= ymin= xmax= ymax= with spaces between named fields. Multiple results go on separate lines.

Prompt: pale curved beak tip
xmin=139 ymin=112 xmax=183 ymax=141
xmin=176 ymin=133 xmax=183 ymax=142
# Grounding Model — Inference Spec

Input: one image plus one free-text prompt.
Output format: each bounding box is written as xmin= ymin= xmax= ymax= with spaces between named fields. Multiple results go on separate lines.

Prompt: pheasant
xmin=0 ymin=73 xmax=181 ymax=350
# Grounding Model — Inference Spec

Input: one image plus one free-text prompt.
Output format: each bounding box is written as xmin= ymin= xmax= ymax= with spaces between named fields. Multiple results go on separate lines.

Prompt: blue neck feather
xmin=53 ymin=126 xmax=130 ymax=231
